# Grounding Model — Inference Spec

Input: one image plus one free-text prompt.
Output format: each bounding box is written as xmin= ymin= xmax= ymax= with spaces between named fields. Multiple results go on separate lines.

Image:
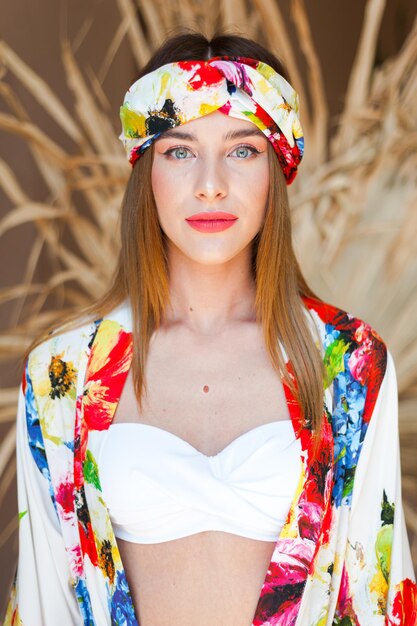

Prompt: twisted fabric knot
xmin=119 ymin=56 xmax=304 ymax=185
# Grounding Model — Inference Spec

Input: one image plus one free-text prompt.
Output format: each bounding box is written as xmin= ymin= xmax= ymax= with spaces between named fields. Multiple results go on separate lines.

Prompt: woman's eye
xmin=163 ymin=146 xmax=192 ymax=159
xmin=232 ymin=144 xmax=261 ymax=158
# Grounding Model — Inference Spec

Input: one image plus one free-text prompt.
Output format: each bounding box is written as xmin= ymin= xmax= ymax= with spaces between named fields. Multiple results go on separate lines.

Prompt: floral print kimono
xmin=3 ymin=295 xmax=417 ymax=626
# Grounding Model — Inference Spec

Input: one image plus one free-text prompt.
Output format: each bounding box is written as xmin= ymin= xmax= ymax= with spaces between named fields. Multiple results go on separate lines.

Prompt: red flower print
xmin=83 ymin=321 xmax=133 ymax=432
xmin=388 ymin=578 xmax=417 ymax=626
xmin=177 ymin=60 xmax=223 ymax=90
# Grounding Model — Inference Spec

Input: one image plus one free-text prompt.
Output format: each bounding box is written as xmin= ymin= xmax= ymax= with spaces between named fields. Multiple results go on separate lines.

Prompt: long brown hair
xmin=24 ymin=29 xmax=325 ymax=457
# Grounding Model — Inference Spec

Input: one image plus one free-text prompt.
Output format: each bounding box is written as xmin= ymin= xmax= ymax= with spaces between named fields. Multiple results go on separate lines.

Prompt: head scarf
xmin=118 ymin=55 xmax=304 ymax=184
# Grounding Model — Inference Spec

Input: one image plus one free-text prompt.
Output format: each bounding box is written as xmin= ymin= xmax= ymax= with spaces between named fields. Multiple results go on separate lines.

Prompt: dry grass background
xmin=0 ymin=0 xmax=416 ymax=575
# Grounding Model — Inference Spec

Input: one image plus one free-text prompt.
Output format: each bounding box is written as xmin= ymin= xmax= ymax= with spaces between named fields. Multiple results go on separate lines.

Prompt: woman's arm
xmin=334 ymin=349 xmax=416 ymax=623
xmin=3 ymin=368 xmax=82 ymax=626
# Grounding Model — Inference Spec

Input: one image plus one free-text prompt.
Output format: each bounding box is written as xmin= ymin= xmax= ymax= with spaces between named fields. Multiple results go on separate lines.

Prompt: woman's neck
xmin=162 ymin=248 xmax=257 ymax=336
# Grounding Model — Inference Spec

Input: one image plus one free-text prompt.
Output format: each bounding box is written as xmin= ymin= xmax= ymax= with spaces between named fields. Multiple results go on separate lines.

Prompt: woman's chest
xmin=113 ymin=324 xmax=291 ymax=456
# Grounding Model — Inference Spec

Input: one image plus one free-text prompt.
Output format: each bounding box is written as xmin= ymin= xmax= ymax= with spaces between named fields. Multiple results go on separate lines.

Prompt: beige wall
xmin=1 ymin=0 xmax=416 ymax=617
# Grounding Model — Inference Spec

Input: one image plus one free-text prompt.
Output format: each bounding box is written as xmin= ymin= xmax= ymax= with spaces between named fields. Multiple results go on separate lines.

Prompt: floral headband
xmin=118 ymin=56 xmax=304 ymax=185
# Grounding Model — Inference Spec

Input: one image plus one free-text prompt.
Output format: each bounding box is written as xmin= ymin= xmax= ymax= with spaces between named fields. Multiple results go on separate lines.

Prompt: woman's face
xmin=151 ymin=110 xmax=270 ymax=266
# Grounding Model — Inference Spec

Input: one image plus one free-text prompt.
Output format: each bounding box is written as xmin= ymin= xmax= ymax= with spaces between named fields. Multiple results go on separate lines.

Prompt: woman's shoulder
xmin=302 ymin=294 xmax=387 ymax=345
xmin=24 ymin=318 xmax=99 ymax=396
xmin=25 ymin=299 xmax=132 ymax=385
xmin=301 ymin=294 xmax=389 ymax=385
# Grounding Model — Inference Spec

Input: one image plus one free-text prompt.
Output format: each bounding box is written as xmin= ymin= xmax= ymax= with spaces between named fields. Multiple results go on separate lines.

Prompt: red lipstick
xmin=185 ymin=211 xmax=238 ymax=233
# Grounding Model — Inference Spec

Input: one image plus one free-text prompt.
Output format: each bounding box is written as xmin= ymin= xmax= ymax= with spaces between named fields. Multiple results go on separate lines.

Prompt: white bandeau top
xmin=88 ymin=420 xmax=302 ymax=544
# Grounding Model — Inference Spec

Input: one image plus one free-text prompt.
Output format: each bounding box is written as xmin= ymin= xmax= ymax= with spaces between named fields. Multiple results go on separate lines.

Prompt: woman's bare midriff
xmin=117 ymin=531 xmax=277 ymax=626
xmin=111 ymin=320 xmax=292 ymax=625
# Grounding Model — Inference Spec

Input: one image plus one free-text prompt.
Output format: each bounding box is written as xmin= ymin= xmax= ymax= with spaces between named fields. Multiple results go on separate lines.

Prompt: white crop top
xmin=88 ymin=420 xmax=302 ymax=544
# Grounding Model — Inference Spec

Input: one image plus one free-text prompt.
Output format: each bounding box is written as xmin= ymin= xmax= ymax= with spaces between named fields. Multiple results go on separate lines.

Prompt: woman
xmin=3 ymin=29 xmax=416 ymax=626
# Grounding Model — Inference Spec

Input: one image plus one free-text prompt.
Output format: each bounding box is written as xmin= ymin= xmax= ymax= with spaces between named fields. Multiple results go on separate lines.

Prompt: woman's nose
xmin=194 ymin=158 xmax=228 ymax=202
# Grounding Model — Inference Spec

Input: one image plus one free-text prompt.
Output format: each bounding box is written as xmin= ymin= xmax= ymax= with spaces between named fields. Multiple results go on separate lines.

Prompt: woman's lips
xmin=186 ymin=218 xmax=238 ymax=233
xmin=185 ymin=211 xmax=238 ymax=233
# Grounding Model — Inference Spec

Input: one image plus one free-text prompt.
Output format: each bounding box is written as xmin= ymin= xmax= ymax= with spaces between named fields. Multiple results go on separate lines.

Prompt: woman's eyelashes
xmin=161 ymin=144 xmax=263 ymax=160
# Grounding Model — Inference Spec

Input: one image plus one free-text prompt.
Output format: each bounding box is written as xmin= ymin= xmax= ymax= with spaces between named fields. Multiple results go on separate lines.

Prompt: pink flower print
xmin=209 ymin=59 xmax=253 ymax=96
xmin=349 ymin=340 xmax=373 ymax=385
xmin=55 ymin=478 xmax=74 ymax=520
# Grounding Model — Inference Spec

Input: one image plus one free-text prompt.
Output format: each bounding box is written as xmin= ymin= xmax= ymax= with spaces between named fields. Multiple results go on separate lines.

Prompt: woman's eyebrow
xmin=159 ymin=128 xmax=265 ymax=141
